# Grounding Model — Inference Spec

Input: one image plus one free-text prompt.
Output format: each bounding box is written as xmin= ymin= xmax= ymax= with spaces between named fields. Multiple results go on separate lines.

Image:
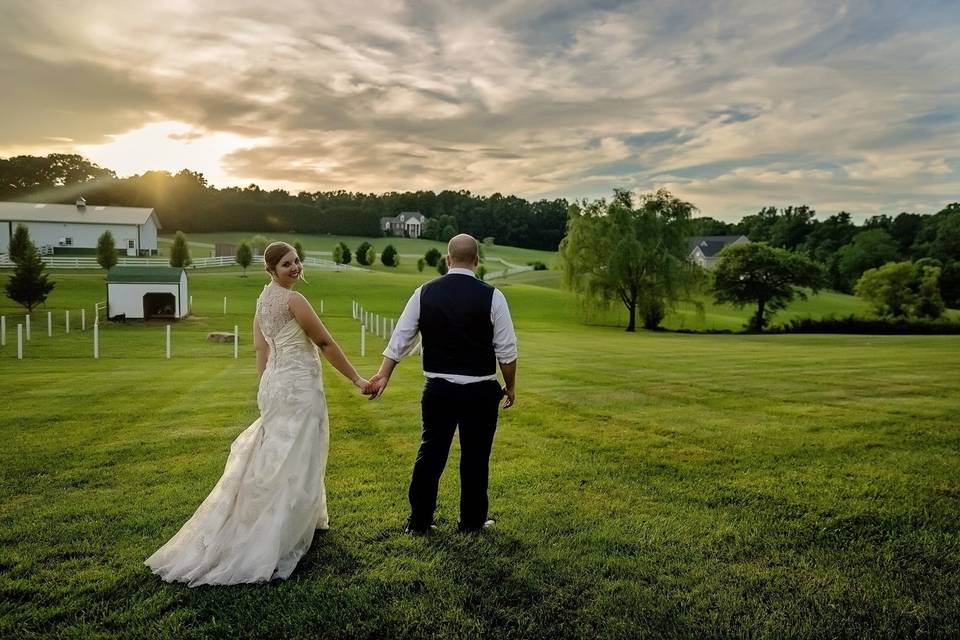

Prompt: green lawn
xmin=159 ymin=232 xmax=558 ymax=269
xmin=1 ymin=268 xmax=959 ymax=638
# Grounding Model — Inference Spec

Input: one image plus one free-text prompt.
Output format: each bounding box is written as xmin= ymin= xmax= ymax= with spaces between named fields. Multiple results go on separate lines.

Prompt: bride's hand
xmin=352 ymin=376 xmax=369 ymax=393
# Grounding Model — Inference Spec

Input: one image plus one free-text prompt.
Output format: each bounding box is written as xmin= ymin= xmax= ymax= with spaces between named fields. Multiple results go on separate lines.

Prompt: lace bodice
xmin=256 ymin=282 xmax=295 ymax=337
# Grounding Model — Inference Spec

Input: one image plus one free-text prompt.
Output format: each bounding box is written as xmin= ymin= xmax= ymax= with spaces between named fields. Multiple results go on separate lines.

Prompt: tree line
xmin=0 ymin=154 xmax=567 ymax=250
xmin=561 ymin=191 xmax=960 ymax=332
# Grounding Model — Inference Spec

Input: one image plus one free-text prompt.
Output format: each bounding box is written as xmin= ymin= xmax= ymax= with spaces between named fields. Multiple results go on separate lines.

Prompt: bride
xmin=145 ymin=241 xmax=369 ymax=586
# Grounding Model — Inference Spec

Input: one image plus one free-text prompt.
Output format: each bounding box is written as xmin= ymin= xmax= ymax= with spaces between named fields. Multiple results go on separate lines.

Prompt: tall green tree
xmin=332 ymin=245 xmax=344 ymax=264
xmin=5 ymin=239 xmax=55 ymax=312
xmin=96 ymin=230 xmax=117 ymax=271
xmin=855 ymin=261 xmax=944 ymax=319
xmin=837 ymin=229 xmax=898 ymax=287
xmin=250 ymin=235 xmax=270 ymax=255
xmin=169 ymin=231 xmax=192 ymax=268
xmin=560 ymin=188 xmax=699 ymax=331
xmin=8 ymin=224 xmax=31 ymax=264
xmin=293 ymin=240 xmax=305 ymax=261
xmin=235 ymin=242 xmax=253 ymax=276
xmin=713 ymin=243 xmax=824 ymax=331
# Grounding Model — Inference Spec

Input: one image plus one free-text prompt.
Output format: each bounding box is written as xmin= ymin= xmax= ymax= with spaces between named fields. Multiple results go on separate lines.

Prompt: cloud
xmin=0 ymin=0 xmax=958 ymax=220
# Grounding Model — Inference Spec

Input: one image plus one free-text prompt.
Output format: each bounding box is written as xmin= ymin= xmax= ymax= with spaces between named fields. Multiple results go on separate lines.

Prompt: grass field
xmin=1 ymin=267 xmax=959 ymax=638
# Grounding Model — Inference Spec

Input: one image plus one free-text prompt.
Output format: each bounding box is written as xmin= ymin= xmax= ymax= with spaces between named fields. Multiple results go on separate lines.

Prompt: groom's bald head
xmin=447 ymin=234 xmax=479 ymax=269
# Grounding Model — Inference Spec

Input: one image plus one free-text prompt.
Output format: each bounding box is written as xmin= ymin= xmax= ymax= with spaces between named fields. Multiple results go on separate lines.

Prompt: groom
xmin=366 ymin=234 xmax=518 ymax=534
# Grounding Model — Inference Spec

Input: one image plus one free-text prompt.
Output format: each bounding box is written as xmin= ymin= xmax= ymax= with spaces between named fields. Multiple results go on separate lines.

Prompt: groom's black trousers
xmin=408 ymin=378 xmax=502 ymax=530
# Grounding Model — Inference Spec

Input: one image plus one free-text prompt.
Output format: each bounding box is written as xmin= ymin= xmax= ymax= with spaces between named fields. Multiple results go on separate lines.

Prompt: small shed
xmin=106 ymin=266 xmax=189 ymax=320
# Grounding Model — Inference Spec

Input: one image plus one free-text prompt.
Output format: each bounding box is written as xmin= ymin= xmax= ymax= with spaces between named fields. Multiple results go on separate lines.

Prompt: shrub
xmin=381 ymin=244 xmax=399 ymax=267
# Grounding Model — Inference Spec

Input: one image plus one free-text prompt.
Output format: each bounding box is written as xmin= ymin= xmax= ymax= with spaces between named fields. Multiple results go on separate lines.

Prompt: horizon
xmin=2 ymin=1 xmax=958 ymax=222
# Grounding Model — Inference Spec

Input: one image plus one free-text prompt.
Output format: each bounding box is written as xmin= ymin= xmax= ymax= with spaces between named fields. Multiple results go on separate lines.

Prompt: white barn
xmin=0 ymin=198 xmax=161 ymax=256
xmin=106 ymin=267 xmax=189 ymax=320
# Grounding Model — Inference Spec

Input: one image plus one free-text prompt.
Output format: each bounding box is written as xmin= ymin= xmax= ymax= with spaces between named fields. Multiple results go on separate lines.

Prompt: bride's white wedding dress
xmin=145 ymin=281 xmax=329 ymax=586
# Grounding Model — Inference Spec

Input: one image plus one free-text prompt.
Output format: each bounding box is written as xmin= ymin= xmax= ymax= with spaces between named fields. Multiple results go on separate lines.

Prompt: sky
xmin=1 ymin=0 xmax=958 ymax=221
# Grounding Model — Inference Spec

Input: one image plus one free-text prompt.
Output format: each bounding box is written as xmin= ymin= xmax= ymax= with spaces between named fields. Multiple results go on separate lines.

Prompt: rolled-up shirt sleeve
xmin=491 ymin=289 xmax=518 ymax=364
xmin=383 ymin=287 xmax=422 ymax=362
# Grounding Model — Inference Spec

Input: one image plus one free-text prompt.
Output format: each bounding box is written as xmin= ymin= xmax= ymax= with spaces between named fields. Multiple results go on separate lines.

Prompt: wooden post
xmin=65 ymin=310 xmax=70 ymax=334
xmin=94 ymin=322 xmax=99 ymax=360
xmin=17 ymin=324 xmax=23 ymax=360
xmin=320 ymin=300 xmax=324 ymax=315
xmin=223 ymin=296 xmax=227 ymax=315
xmin=1 ymin=315 xmax=5 ymax=347
xmin=234 ymin=325 xmax=239 ymax=359
xmin=190 ymin=295 xmax=193 ymax=312
xmin=166 ymin=325 xmax=171 ymax=359
xmin=47 ymin=311 xmax=52 ymax=337
xmin=81 ymin=308 xmax=86 ymax=331
xmin=25 ymin=315 xmax=31 ymax=341
xmin=361 ymin=325 xmax=366 ymax=357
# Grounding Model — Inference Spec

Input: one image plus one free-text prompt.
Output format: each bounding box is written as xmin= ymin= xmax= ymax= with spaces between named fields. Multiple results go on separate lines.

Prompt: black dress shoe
xmin=457 ymin=519 xmax=496 ymax=533
xmin=404 ymin=524 xmax=436 ymax=536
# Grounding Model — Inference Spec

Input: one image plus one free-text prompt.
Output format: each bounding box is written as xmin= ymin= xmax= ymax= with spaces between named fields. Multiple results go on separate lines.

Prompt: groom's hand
xmin=501 ymin=386 xmax=515 ymax=409
xmin=366 ymin=373 xmax=389 ymax=400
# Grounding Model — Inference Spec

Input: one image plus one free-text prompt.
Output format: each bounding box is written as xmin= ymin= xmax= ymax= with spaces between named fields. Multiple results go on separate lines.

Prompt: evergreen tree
xmin=338 ymin=242 xmax=352 ymax=264
xmin=8 ymin=224 xmax=30 ymax=264
xmin=235 ymin=242 xmax=253 ymax=276
xmin=381 ymin=244 xmax=399 ymax=267
xmin=293 ymin=240 xmax=305 ymax=260
xmin=437 ymin=257 xmax=449 ymax=275
xmin=356 ymin=241 xmax=373 ymax=265
xmin=169 ymin=231 xmax=192 ymax=267
xmin=5 ymin=239 xmax=55 ymax=312
xmin=96 ymin=230 xmax=118 ymax=271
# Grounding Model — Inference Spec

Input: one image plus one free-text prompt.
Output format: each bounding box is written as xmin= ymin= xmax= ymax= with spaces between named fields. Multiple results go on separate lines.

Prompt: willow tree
xmin=560 ymin=188 xmax=701 ymax=331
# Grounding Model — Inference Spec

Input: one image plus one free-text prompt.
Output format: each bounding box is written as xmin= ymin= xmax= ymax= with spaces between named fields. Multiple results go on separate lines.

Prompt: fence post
xmin=234 ymin=325 xmax=239 ymax=359
xmin=190 ymin=295 xmax=193 ymax=312
xmin=82 ymin=308 xmax=86 ymax=332
xmin=47 ymin=311 xmax=52 ymax=337
xmin=65 ymin=310 xmax=70 ymax=334
xmin=25 ymin=315 xmax=31 ymax=341
xmin=17 ymin=324 xmax=23 ymax=359
xmin=223 ymin=296 xmax=227 ymax=315
xmin=361 ymin=325 xmax=366 ymax=357
xmin=166 ymin=325 xmax=171 ymax=359
xmin=94 ymin=322 xmax=99 ymax=360
xmin=320 ymin=300 xmax=324 ymax=315
xmin=1 ymin=315 xmax=5 ymax=347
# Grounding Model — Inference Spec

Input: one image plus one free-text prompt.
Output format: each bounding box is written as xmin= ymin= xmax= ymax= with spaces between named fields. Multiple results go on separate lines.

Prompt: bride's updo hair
xmin=263 ymin=241 xmax=297 ymax=274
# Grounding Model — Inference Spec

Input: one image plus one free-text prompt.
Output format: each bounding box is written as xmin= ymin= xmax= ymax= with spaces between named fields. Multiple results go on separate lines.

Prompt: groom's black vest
xmin=419 ymin=273 xmax=497 ymax=377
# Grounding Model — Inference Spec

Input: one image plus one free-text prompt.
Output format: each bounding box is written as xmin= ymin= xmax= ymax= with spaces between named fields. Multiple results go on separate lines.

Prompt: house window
xmin=64 ymin=237 xmax=73 ymax=246
xmin=128 ymin=240 xmax=135 ymax=249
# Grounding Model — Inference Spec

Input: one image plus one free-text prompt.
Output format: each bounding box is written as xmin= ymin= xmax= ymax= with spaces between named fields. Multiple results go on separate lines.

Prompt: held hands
xmin=352 ymin=376 xmax=370 ymax=394
xmin=364 ymin=373 xmax=389 ymax=400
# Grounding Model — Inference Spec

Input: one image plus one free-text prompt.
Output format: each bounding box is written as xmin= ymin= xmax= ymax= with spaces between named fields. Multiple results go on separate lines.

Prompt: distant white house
xmin=106 ymin=266 xmax=188 ymax=320
xmin=380 ymin=211 xmax=426 ymax=238
xmin=0 ymin=198 xmax=161 ymax=256
xmin=688 ymin=235 xmax=750 ymax=269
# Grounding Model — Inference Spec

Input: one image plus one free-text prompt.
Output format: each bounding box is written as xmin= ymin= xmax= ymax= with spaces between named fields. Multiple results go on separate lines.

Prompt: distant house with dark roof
xmin=688 ymin=235 xmax=750 ymax=269
xmin=380 ymin=211 xmax=426 ymax=238
xmin=0 ymin=198 xmax=161 ymax=256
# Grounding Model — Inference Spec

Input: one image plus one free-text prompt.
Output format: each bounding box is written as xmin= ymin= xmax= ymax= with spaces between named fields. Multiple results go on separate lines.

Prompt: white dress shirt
xmin=383 ymin=268 xmax=518 ymax=384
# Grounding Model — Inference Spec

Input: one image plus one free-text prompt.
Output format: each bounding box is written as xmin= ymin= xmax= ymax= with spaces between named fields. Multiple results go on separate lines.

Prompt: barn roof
xmin=0 ymin=202 xmax=160 ymax=228
xmin=107 ymin=266 xmax=184 ymax=284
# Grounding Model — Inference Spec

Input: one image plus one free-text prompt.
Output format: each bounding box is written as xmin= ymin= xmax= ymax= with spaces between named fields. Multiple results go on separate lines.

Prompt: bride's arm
xmin=288 ymin=292 xmax=366 ymax=389
xmin=254 ymin=318 xmax=269 ymax=378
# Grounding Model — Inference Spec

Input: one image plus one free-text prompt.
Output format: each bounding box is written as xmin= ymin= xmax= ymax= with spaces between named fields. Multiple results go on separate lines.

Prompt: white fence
xmin=0 ymin=253 xmax=363 ymax=271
